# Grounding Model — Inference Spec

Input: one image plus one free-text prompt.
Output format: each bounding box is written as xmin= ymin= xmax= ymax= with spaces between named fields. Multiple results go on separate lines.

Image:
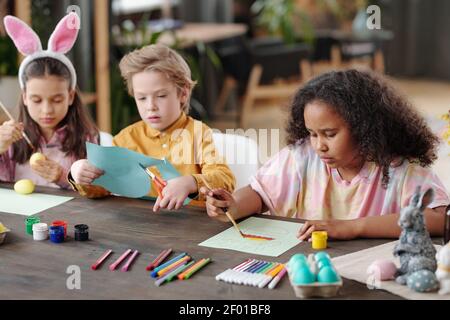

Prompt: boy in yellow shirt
xmin=69 ymin=44 xmax=235 ymax=211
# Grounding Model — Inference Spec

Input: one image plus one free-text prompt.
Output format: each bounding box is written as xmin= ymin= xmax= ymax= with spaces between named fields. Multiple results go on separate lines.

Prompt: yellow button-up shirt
xmin=70 ymin=113 xmax=235 ymax=201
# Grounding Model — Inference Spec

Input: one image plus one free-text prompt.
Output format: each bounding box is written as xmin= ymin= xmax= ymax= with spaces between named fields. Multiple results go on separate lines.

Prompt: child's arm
xmin=68 ymin=159 xmax=110 ymax=198
xmin=201 ymin=185 xmax=268 ymax=222
xmin=297 ymin=206 xmax=447 ymax=240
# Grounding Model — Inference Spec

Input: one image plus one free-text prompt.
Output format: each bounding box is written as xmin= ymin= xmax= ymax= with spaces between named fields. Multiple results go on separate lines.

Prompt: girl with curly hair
xmin=201 ymin=69 xmax=449 ymax=240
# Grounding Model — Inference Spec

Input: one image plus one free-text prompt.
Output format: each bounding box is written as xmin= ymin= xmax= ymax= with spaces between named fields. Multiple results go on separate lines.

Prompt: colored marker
xmin=121 ymin=250 xmax=139 ymax=272
xmin=150 ymin=252 xmax=186 ymax=277
xmin=109 ymin=249 xmax=132 ymax=271
xmin=156 ymin=255 xmax=191 ymax=277
xmin=166 ymin=261 xmax=195 ymax=282
xmin=184 ymin=258 xmax=211 ymax=280
xmin=146 ymin=248 xmax=172 ymax=271
xmin=268 ymin=267 xmax=287 ymax=289
xmin=91 ymin=249 xmax=113 ymax=270
xmin=155 ymin=261 xmax=188 ymax=287
xmin=178 ymin=258 xmax=210 ymax=280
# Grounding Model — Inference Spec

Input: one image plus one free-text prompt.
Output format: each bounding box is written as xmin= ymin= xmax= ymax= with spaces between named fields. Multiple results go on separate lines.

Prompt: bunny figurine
xmin=393 ymin=187 xmax=437 ymax=286
xmin=436 ymin=243 xmax=450 ymax=295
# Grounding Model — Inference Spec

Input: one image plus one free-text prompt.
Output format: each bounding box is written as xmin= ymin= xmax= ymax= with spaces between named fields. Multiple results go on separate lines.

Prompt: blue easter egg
xmin=289 ymin=254 xmax=308 ymax=270
xmin=292 ymin=266 xmax=316 ymax=284
xmin=317 ymin=266 xmax=339 ymax=283
xmin=314 ymin=251 xmax=331 ymax=262
xmin=406 ymin=270 xmax=439 ymax=293
xmin=317 ymin=258 xmax=333 ymax=270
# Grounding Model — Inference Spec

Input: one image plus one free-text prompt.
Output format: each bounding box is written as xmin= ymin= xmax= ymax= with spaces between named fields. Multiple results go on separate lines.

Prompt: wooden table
xmin=0 ymin=183 xmax=402 ymax=300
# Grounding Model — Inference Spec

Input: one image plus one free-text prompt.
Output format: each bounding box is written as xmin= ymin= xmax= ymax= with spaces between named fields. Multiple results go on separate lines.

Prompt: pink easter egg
xmin=367 ymin=259 xmax=397 ymax=281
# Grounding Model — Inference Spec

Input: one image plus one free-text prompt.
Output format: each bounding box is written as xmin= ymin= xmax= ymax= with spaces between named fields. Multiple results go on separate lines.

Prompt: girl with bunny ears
xmin=0 ymin=12 xmax=99 ymax=189
xmin=201 ymin=70 xmax=450 ymax=240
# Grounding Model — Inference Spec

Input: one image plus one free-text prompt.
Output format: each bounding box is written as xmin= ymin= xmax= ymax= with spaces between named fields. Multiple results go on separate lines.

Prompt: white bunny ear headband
xmin=3 ymin=12 xmax=80 ymax=90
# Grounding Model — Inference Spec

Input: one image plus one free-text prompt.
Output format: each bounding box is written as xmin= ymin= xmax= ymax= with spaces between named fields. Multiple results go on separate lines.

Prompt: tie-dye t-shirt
xmin=250 ymin=142 xmax=449 ymax=220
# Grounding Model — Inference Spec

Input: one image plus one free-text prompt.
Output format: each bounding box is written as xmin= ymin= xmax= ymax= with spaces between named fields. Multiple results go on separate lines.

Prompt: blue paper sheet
xmin=86 ymin=142 xmax=191 ymax=205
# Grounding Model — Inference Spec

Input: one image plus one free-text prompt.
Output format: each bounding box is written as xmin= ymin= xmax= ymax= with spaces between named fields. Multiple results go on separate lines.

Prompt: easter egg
xmin=317 ymin=266 xmax=340 ymax=283
xmin=314 ymin=251 xmax=331 ymax=261
xmin=288 ymin=254 xmax=308 ymax=271
xmin=30 ymin=152 xmax=46 ymax=166
xmin=406 ymin=270 xmax=439 ymax=292
xmin=14 ymin=179 xmax=35 ymax=195
xmin=292 ymin=266 xmax=316 ymax=284
xmin=317 ymin=258 xmax=333 ymax=270
xmin=367 ymin=259 xmax=397 ymax=281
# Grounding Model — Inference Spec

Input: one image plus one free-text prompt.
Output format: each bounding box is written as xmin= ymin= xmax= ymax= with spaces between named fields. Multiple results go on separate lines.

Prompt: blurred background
xmin=0 ymin=0 xmax=449 ymax=190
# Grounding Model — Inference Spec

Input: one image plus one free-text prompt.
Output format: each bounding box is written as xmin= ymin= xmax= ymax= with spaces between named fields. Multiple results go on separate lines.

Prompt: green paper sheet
xmin=199 ymin=217 xmax=303 ymax=257
xmin=0 ymin=188 xmax=73 ymax=216
xmin=86 ymin=143 xmax=191 ymax=205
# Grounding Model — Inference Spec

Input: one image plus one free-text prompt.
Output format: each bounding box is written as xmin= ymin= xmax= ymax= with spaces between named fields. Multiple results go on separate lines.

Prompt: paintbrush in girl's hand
xmin=199 ymin=175 xmax=245 ymax=238
xmin=0 ymin=100 xmax=34 ymax=150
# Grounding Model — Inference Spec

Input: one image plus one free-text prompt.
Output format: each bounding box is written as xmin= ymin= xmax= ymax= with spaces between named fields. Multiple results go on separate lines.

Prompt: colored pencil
xmin=146 ymin=248 xmax=172 ymax=271
xmin=109 ymin=249 xmax=132 ymax=271
xmin=91 ymin=249 xmax=113 ymax=270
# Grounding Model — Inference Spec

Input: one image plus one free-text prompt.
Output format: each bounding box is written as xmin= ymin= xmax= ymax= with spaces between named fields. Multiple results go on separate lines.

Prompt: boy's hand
xmin=30 ymin=158 xmax=63 ymax=183
xmin=297 ymin=219 xmax=361 ymax=241
xmin=200 ymin=187 xmax=237 ymax=222
xmin=0 ymin=120 xmax=24 ymax=153
xmin=153 ymin=175 xmax=197 ymax=212
xmin=70 ymin=159 xmax=104 ymax=184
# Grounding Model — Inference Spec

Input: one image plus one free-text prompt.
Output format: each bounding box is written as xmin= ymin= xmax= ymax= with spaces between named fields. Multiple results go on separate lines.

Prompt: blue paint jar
xmin=49 ymin=225 xmax=64 ymax=243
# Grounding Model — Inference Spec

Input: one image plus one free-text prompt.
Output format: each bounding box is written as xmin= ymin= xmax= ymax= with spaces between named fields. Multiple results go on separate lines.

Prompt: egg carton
xmin=288 ymin=273 xmax=343 ymax=298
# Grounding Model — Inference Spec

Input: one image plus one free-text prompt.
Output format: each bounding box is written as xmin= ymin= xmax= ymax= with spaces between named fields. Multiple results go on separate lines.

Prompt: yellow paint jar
xmin=312 ymin=231 xmax=328 ymax=250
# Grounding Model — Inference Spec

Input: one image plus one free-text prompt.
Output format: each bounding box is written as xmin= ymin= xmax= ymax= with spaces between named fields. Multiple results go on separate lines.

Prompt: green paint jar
xmin=25 ymin=216 xmax=40 ymax=235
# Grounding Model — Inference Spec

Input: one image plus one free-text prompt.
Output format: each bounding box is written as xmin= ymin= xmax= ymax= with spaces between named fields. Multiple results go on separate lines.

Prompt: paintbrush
xmin=198 ymin=175 xmax=244 ymax=237
xmin=0 ymin=100 xmax=34 ymax=150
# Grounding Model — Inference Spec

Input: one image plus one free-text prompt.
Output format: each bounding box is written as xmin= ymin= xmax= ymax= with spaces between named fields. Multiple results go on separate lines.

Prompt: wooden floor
xmin=210 ymin=77 xmax=450 ymax=191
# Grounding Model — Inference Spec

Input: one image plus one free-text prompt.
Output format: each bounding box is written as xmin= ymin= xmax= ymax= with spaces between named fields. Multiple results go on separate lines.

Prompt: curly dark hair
xmin=286 ymin=69 xmax=439 ymax=187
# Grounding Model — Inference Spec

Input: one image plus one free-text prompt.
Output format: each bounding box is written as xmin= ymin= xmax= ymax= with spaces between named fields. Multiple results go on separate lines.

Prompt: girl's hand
xmin=153 ymin=175 xmax=197 ymax=212
xmin=0 ymin=120 xmax=24 ymax=153
xmin=70 ymin=159 xmax=104 ymax=184
xmin=297 ymin=219 xmax=362 ymax=241
xmin=30 ymin=158 xmax=63 ymax=183
xmin=200 ymin=187 xmax=238 ymax=222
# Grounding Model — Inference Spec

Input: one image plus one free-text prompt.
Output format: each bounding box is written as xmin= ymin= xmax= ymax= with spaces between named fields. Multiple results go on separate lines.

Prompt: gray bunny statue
xmin=393 ymin=187 xmax=438 ymax=288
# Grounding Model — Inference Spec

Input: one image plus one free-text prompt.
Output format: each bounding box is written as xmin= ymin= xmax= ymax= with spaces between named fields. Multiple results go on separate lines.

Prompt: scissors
xmin=139 ymin=163 xmax=167 ymax=198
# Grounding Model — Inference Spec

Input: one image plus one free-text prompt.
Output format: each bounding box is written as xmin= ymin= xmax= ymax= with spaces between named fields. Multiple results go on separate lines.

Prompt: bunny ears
xmin=3 ymin=12 xmax=80 ymax=90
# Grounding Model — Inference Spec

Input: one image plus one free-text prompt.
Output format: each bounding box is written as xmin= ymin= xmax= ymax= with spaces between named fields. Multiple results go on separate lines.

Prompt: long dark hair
xmin=12 ymin=58 xmax=98 ymax=163
xmin=286 ymin=69 xmax=439 ymax=187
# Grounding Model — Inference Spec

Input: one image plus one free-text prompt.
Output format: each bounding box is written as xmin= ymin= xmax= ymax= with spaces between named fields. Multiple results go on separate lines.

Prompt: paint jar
xmin=444 ymin=204 xmax=450 ymax=245
xmin=25 ymin=216 xmax=40 ymax=235
xmin=32 ymin=223 xmax=48 ymax=241
xmin=311 ymin=231 xmax=328 ymax=250
xmin=74 ymin=224 xmax=89 ymax=241
xmin=49 ymin=225 xmax=64 ymax=243
xmin=51 ymin=220 xmax=67 ymax=238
